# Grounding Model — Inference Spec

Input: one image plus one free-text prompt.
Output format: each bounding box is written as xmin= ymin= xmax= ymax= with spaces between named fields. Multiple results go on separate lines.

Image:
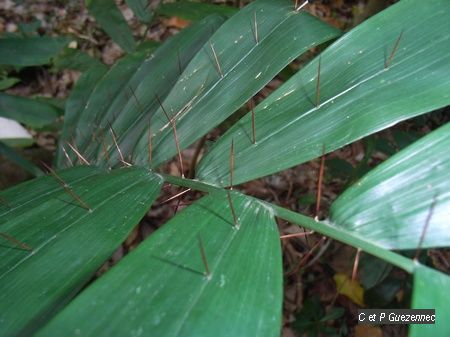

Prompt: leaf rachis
xmin=280 ymin=231 xmax=314 ymax=239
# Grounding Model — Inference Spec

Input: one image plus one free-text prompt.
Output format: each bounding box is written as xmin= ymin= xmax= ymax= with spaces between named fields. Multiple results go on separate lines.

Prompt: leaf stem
xmin=161 ymin=173 xmax=416 ymax=274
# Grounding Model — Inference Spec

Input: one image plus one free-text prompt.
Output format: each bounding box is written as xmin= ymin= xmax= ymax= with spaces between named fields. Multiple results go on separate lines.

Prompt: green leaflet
xmin=55 ymin=63 xmax=109 ymax=166
xmin=37 ymin=192 xmax=282 ymax=337
xmin=85 ymin=0 xmax=136 ymax=53
xmin=52 ymin=48 xmax=104 ymax=72
xmin=157 ymin=1 xmax=238 ymax=21
xmin=132 ymin=0 xmax=341 ymax=168
xmin=197 ymin=0 xmax=450 ymax=186
xmin=0 ymin=77 xmax=20 ymax=91
xmin=410 ymin=264 xmax=450 ymax=337
xmin=0 ymin=141 xmax=43 ymax=177
xmin=0 ymin=93 xmax=61 ymax=129
xmin=330 ymin=123 xmax=450 ymax=250
xmin=56 ymin=15 xmax=225 ymax=168
xmin=0 ymin=36 xmax=70 ymax=66
xmin=0 ymin=167 xmax=162 ymax=337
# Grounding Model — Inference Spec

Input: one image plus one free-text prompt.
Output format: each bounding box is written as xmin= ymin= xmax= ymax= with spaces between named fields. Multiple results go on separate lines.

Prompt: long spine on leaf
xmin=173 ymin=197 xmax=182 ymax=215
xmin=287 ymin=236 xmax=327 ymax=276
xmin=155 ymin=94 xmax=185 ymax=178
xmin=160 ymin=188 xmax=191 ymax=205
xmin=66 ymin=141 xmax=90 ymax=165
xmin=250 ymin=99 xmax=256 ymax=144
xmin=198 ymin=236 xmax=211 ymax=279
xmin=385 ymin=30 xmax=404 ymax=68
xmin=108 ymin=122 xmax=131 ymax=167
xmin=229 ymin=139 xmax=235 ymax=189
xmin=188 ymin=135 xmax=207 ymax=179
xmin=315 ymin=57 xmax=321 ymax=108
xmin=0 ymin=232 xmax=32 ymax=251
xmin=99 ymin=129 xmax=111 ymax=167
xmin=226 ymin=190 xmax=239 ymax=229
xmin=42 ymin=162 xmax=91 ymax=212
xmin=61 ymin=145 xmax=74 ymax=167
xmin=315 ymin=144 xmax=326 ymax=219
xmin=414 ymin=194 xmax=438 ymax=261
xmin=352 ymin=248 xmax=362 ymax=282
xmin=176 ymin=49 xmax=182 ymax=75
xmin=209 ymin=41 xmax=223 ymax=78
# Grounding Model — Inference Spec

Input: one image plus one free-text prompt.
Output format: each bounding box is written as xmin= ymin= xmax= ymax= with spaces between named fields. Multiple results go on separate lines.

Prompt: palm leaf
xmin=197 ymin=0 xmax=450 ymax=186
xmin=0 ymin=167 xmax=162 ymax=337
xmin=37 ymin=192 xmax=282 ymax=337
xmin=0 ymin=36 xmax=70 ymax=66
xmin=330 ymin=123 xmax=450 ymax=250
xmin=132 ymin=0 xmax=341 ymax=168
xmin=56 ymin=15 xmax=225 ymax=168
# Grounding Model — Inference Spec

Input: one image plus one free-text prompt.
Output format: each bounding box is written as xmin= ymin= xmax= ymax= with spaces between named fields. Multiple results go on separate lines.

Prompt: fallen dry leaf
xmin=333 ymin=273 xmax=365 ymax=307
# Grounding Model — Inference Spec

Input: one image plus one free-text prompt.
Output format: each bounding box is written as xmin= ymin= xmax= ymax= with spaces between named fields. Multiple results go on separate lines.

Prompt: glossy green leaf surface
xmin=56 ymin=52 xmax=147 ymax=167
xmin=85 ymin=0 xmax=136 ymax=53
xmin=330 ymin=123 xmax=450 ymax=250
xmin=55 ymin=64 xmax=108 ymax=166
xmin=38 ymin=192 xmax=282 ymax=337
xmin=0 ymin=36 xmax=70 ymax=66
xmin=52 ymin=48 xmax=104 ymax=72
xmin=132 ymin=0 xmax=340 ymax=168
xmin=0 ymin=167 xmax=162 ymax=337
xmin=0 ymin=141 xmax=43 ymax=177
xmin=410 ymin=264 xmax=450 ymax=337
xmin=163 ymin=174 xmax=417 ymax=274
xmin=125 ymin=0 xmax=153 ymax=23
xmin=197 ymin=0 xmax=450 ymax=186
xmin=56 ymin=15 xmax=224 ymax=168
xmin=0 ymin=93 xmax=61 ymax=129
xmin=158 ymin=1 xmax=238 ymax=21
xmin=0 ymin=77 xmax=20 ymax=91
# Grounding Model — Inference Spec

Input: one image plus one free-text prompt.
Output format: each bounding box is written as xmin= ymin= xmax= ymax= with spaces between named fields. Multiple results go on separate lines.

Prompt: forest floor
xmin=1 ymin=1 xmax=449 ymax=337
